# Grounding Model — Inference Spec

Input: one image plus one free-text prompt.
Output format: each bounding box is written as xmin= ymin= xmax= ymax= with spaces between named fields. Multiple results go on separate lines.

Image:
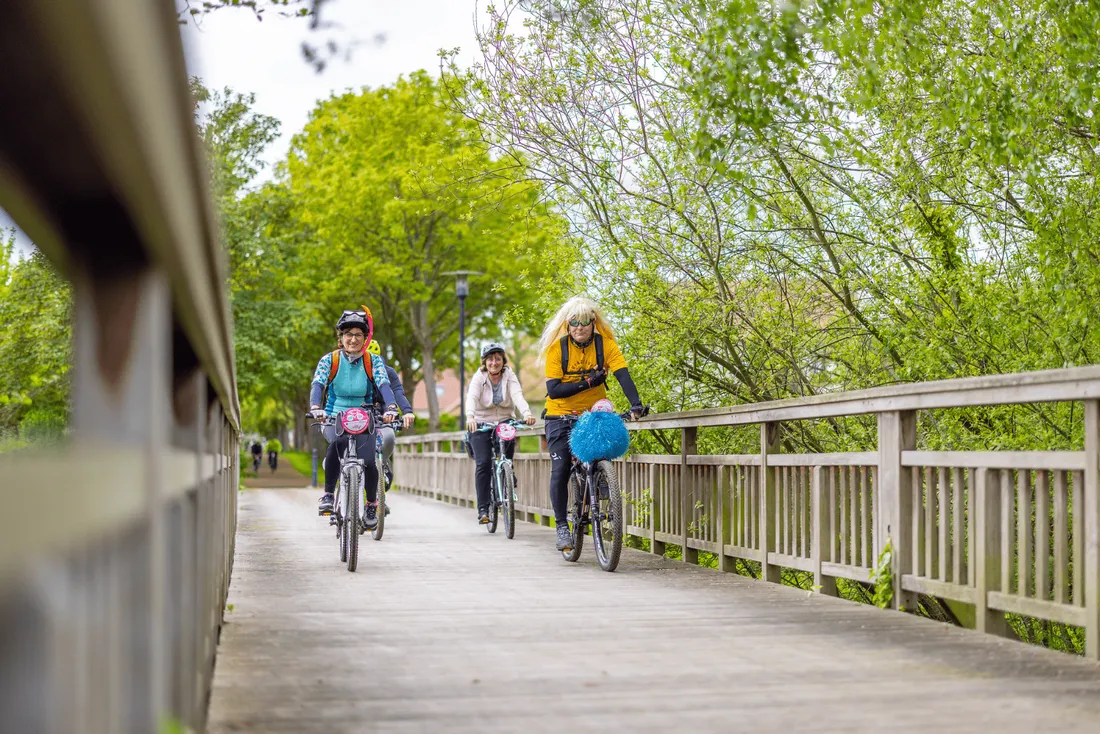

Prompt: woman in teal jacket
xmin=309 ymin=308 xmax=398 ymax=527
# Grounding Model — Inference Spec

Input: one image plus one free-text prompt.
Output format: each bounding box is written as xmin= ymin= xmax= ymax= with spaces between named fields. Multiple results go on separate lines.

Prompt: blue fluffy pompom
xmin=569 ymin=410 xmax=631 ymax=463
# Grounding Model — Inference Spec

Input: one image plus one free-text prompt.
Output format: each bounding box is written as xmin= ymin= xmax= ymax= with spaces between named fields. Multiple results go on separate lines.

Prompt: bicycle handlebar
xmin=555 ymin=405 xmax=651 ymax=423
xmin=304 ymin=408 xmax=407 ymax=429
xmin=474 ymin=419 xmax=536 ymax=432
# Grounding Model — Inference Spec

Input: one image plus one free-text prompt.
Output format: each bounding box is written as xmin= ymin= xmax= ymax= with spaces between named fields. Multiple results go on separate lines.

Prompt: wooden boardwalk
xmin=208 ymin=489 xmax=1100 ymax=733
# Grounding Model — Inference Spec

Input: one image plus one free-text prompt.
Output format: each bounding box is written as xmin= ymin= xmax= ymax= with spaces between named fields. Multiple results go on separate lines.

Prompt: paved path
xmin=242 ymin=455 xmax=313 ymax=489
xmin=208 ymin=489 xmax=1100 ymax=733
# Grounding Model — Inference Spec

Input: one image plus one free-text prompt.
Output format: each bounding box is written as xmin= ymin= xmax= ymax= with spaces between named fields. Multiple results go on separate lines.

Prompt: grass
xmin=284 ymin=449 xmax=324 ymax=484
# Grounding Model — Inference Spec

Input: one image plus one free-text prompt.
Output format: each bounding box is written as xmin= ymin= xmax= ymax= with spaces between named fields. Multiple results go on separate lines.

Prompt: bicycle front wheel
xmin=592 ymin=461 xmax=623 ymax=572
xmin=487 ymin=465 xmax=500 ymax=534
xmin=500 ymin=462 xmax=516 ymax=540
xmin=346 ymin=466 xmax=360 ymax=571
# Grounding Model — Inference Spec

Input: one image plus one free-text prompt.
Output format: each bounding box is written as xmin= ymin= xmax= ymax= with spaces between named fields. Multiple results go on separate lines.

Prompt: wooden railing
xmin=396 ymin=367 xmax=1100 ymax=659
xmin=0 ymin=1 xmax=238 ymax=731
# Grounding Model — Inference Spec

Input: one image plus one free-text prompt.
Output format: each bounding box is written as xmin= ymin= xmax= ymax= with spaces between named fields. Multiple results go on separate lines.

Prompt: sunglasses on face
xmin=569 ymin=318 xmax=594 ymax=327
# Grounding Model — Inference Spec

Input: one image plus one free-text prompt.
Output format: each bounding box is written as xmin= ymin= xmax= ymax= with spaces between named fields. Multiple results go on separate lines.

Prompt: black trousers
xmin=545 ymin=418 xmax=575 ymax=524
xmin=323 ymin=430 xmax=378 ymax=502
xmin=468 ymin=429 xmax=515 ymax=513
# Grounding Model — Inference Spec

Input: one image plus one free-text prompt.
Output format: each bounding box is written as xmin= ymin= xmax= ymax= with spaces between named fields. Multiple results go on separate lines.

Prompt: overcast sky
xmin=2 ymin=1 xmax=484 ymax=255
xmin=182 ymin=0 xmax=484 ymax=175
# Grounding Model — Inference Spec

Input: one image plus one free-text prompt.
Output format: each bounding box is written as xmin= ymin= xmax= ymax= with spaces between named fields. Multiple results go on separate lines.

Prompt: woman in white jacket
xmin=465 ymin=342 xmax=537 ymax=524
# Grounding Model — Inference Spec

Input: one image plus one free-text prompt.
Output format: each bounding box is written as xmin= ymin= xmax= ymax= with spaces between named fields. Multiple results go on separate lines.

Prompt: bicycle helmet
xmin=335 ymin=307 xmax=374 ymax=343
xmin=367 ymin=340 xmax=382 ymax=355
xmin=480 ymin=342 xmax=506 ymax=360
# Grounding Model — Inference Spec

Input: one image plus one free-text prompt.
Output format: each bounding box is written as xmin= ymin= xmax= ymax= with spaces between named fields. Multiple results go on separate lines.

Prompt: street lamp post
xmin=442 ymin=271 xmax=482 ymax=422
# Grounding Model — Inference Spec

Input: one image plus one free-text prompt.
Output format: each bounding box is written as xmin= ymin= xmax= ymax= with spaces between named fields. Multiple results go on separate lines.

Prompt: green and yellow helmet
xmin=366 ymin=339 xmax=382 ymax=356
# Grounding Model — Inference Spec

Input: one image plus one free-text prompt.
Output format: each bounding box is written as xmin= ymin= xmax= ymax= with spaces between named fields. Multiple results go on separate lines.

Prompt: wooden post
xmin=682 ymin=427 xmax=698 ymax=565
xmin=72 ymin=269 xmax=172 ymax=731
xmin=761 ymin=422 xmax=781 ymax=583
xmin=974 ymin=468 xmax=1010 ymax=636
xmin=431 ymin=440 xmax=439 ymax=494
xmin=1085 ymin=400 xmax=1100 ymax=659
xmin=877 ymin=411 xmax=917 ymax=611
xmin=717 ymin=465 xmax=731 ymax=572
xmin=650 ymin=463 xmax=664 ymax=556
xmin=812 ymin=466 xmax=838 ymax=595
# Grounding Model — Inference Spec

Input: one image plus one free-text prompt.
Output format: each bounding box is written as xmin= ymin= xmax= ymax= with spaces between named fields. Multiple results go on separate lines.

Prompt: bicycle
xmin=309 ymin=408 xmax=376 ymax=572
xmin=559 ymin=406 xmax=648 ymax=572
xmin=251 ymin=454 xmax=261 ymax=474
xmin=474 ymin=419 xmax=534 ymax=539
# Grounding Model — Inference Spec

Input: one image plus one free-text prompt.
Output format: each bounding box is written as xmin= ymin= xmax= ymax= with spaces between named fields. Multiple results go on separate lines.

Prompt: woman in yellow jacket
xmin=537 ymin=296 xmax=646 ymax=551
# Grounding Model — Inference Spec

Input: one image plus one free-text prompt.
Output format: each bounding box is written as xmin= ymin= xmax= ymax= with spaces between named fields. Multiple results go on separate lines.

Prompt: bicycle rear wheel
xmin=372 ymin=460 xmax=386 ymax=541
xmin=592 ymin=461 xmax=623 ymax=572
xmin=346 ymin=466 xmax=360 ymax=571
xmin=561 ymin=470 xmax=584 ymax=562
xmin=501 ymin=462 xmax=516 ymax=540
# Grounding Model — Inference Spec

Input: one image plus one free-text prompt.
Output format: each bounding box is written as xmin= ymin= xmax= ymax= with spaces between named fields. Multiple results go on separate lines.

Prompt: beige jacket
xmin=465 ymin=366 xmax=532 ymax=424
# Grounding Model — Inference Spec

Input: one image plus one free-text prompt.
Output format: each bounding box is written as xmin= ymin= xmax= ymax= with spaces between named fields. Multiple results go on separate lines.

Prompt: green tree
xmin=192 ymin=78 xmax=330 ymax=443
xmin=451 ymin=0 xmax=1100 ymax=453
xmin=286 ymin=71 xmax=573 ymax=429
xmin=0 ymin=231 xmax=72 ymax=441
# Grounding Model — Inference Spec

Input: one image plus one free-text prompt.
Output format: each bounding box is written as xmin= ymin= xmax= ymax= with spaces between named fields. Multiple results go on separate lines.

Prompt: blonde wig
xmin=536 ymin=296 xmax=617 ymax=365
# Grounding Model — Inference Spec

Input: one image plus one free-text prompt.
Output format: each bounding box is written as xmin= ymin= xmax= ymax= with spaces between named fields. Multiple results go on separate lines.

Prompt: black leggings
xmin=324 ymin=431 xmax=379 ymax=503
xmin=468 ymin=429 xmax=516 ymax=513
xmin=545 ymin=419 xmax=575 ymax=524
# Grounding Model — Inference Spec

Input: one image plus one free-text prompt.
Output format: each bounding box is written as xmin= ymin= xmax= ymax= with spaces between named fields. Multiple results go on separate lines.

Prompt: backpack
xmin=323 ymin=350 xmax=379 ymax=407
xmin=559 ymin=334 xmax=604 ymax=376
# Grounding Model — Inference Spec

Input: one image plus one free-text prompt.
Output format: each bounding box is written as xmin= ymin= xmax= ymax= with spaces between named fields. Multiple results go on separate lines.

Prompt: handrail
xmin=0 ymin=1 xmax=240 ymax=731
xmin=394 ymin=364 xmax=1100 ymax=660
xmin=0 ymin=0 xmax=238 ymax=427
xmin=398 ymin=365 xmax=1100 ymax=444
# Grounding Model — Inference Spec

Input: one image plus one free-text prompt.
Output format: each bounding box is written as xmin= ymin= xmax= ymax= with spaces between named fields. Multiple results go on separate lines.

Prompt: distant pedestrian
xmin=265 ymin=438 xmax=282 ymax=473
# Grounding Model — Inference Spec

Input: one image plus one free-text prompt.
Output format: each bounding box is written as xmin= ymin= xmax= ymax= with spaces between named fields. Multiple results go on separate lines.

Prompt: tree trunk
xmin=412 ymin=301 xmax=441 ymax=431
xmin=401 ymin=366 xmax=419 ymax=415
xmin=420 ymin=348 xmax=440 ymax=431
xmin=293 ymin=392 xmax=309 ymax=450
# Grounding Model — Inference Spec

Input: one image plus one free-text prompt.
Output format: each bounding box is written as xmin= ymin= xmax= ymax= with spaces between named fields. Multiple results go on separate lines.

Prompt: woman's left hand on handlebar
xmin=524 ymin=415 xmax=536 ymax=426
xmin=466 ymin=419 xmax=477 ymax=433
xmin=402 ymin=413 xmax=415 ymax=430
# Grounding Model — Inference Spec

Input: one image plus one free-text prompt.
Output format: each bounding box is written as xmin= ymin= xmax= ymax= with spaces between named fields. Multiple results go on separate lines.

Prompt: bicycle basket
xmin=341 ymin=408 xmax=371 ymax=435
xmin=569 ymin=410 xmax=630 ymax=463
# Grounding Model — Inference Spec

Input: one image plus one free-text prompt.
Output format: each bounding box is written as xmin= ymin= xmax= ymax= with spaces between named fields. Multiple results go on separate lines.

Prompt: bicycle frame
xmin=569 ymin=458 xmax=597 ymax=524
xmin=332 ymin=428 xmax=368 ymax=525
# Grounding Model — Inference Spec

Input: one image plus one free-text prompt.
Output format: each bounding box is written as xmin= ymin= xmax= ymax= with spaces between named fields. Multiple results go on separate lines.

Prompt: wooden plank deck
xmin=208 ymin=489 xmax=1100 ymax=733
